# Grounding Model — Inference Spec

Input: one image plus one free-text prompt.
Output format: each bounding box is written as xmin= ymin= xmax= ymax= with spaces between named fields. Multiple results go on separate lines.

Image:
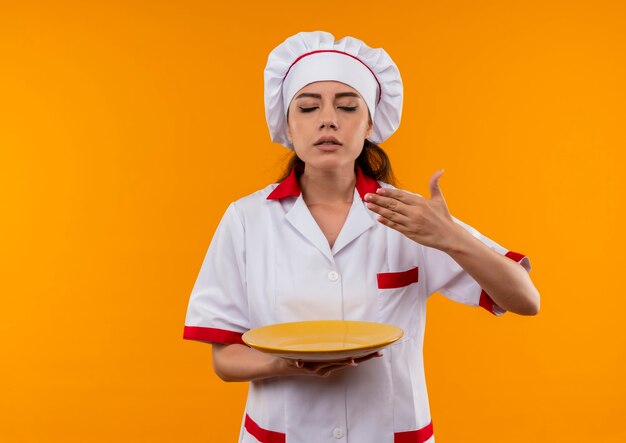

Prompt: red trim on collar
xmin=266 ymin=165 xmax=301 ymax=200
xmin=266 ymin=165 xmax=381 ymax=201
xmin=354 ymin=164 xmax=381 ymax=200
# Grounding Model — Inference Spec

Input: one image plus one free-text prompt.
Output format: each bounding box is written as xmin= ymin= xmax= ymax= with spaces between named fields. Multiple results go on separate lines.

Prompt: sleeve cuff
xmin=478 ymin=250 xmax=530 ymax=316
xmin=183 ymin=326 xmax=246 ymax=345
xmin=479 ymin=290 xmax=507 ymax=316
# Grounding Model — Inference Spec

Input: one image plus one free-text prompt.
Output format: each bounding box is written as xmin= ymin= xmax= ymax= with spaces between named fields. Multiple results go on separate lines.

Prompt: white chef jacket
xmin=183 ymin=165 xmax=532 ymax=443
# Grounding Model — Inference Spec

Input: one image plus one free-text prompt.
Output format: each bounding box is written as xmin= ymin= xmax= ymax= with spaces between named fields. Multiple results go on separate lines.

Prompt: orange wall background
xmin=1 ymin=1 xmax=625 ymax=441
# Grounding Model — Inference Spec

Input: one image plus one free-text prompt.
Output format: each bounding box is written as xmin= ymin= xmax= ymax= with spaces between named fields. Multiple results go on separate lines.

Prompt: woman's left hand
xmin=364 ymin=169 xmax=462 ymax=251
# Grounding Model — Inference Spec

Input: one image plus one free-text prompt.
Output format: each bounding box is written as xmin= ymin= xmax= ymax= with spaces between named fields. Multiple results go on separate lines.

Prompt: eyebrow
xmin=294 ymin=92 xmax=361 ymax=100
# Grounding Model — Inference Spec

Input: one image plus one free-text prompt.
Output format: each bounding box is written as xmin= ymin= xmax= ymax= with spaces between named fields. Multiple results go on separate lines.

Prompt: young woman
xmin=183 ymin=31 xmax=540 ymax=443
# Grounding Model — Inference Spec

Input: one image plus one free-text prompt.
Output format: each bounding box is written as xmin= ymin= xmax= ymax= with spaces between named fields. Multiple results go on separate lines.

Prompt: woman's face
xmin=286 ymin=80 xmax=373 ymax=172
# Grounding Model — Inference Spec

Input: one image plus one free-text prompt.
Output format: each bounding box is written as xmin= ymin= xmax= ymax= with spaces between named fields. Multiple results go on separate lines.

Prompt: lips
xmin=314 ymin=136 xmax=342 ymax=146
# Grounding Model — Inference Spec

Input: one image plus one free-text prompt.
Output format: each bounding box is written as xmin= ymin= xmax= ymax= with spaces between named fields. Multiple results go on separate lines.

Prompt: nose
xmin=319 ymin=105 xmax=338 ymax=130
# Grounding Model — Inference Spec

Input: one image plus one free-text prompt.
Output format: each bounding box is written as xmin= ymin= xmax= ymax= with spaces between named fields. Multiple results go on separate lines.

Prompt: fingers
xmin=316 ymin=363 xmax=355 ymax=377
xmin=352 ymin=351 xmax=383 ymax=364
xmin=365 ymin=189 xmax=417 ymax=218
xmin=429 ymin=169 xmax=445 ymax=201
xmin=314 ymin=353 xmax=384 ymax=376
xmin=366 ymin=202 xmax=412 ymax=227
xmin=374 ymin=187 xmax=423 ymax=204
xmin=374 ymin=214 xmax=411 ymax=234
xmin=284 ymin=354 xmax=383 ymax=378
xmin=306 ymin=358 xmax=357 ymax=372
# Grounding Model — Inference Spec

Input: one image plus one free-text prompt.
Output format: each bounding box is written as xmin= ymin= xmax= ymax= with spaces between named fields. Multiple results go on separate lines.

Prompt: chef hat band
xmin=264 ymin=31 xmax=403 ymax=151
xmin=282 ymin=50 xmax=381 ymax=121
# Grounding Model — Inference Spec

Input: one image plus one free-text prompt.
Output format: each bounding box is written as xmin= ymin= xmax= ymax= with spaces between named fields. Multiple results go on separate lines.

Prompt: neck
xmin=299 ymin=163 xmax=356 ymax=205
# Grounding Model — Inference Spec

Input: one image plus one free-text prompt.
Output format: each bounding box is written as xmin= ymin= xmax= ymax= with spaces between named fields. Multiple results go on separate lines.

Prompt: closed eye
xmin=298 ymin=106 xmax=358 ymax=113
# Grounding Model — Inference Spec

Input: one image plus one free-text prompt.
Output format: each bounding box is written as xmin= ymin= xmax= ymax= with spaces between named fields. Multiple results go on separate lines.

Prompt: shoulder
xmin=228 ymin=182 xmax=283 ymax=220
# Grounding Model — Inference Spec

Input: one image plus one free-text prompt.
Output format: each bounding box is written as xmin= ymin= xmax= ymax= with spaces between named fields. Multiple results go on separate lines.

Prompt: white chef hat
xmin=264 ymin=30 xmax=403 ymax=150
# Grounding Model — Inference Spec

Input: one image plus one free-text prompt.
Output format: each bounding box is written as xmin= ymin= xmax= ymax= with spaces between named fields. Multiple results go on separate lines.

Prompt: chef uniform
xmin=183 ymin=31 xmax=532 ymax=443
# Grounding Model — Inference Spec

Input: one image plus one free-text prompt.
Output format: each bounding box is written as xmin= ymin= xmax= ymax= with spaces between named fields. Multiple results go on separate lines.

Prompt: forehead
xmin=295 ymin=80 xmax=362 ymax=97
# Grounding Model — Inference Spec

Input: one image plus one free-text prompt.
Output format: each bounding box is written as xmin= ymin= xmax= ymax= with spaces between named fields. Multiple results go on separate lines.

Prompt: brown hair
xmin=277 ymin=107 xmax=399 ymax=185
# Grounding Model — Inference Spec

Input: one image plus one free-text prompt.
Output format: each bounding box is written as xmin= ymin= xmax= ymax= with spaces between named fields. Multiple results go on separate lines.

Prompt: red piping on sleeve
xmin=504 ymin=250 xmax=526 ymax=263
xmin=479 ymin=250 xmax=529 ymax=315
xmin=183 ymin=326 xmax=245 ymax=345
xmin=479 ymin=290 xmax=500 ymax=314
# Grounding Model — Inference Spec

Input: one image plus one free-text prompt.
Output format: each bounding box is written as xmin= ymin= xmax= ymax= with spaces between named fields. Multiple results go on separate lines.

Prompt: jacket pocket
xmin=376 ymin=266 xmax=420 ymax=345
xmin=377 ymin=266 xmax=419 ymax=289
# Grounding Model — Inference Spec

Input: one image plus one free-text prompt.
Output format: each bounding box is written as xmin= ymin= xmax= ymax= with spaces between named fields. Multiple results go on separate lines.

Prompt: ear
xmin=365 ymin=120 xmax=373 ymax=139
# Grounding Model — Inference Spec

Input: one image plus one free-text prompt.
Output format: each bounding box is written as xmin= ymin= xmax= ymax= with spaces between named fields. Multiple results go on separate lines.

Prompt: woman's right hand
xmin=277 ymin=352 xmax=383 ymax=378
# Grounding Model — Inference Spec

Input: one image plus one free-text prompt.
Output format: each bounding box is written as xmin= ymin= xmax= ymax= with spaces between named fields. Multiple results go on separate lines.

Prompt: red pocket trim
xmin=245 ymin=414 xmax=286 ymax=443
xmin=377 ymin=267 xmax=419 ymax=289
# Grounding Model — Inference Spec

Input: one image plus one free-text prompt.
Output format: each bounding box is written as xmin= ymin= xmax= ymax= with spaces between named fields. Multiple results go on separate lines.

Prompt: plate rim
xmin=241 ymin=320 xmax=404 ymax=354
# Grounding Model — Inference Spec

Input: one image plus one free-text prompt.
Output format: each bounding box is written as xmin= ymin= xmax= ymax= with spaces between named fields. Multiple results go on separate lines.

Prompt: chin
xmin=303 ymin=157 xmax=356 ymax=172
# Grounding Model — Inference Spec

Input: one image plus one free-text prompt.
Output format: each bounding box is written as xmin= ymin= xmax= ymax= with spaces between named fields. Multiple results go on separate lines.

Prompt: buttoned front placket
xmin=267 ymin=166 xmax=388 ymax=442
xmin=279 ymin=190 xmax=383 ymax=442
xmin=276 ymin=193 xmax=344 ymax=323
